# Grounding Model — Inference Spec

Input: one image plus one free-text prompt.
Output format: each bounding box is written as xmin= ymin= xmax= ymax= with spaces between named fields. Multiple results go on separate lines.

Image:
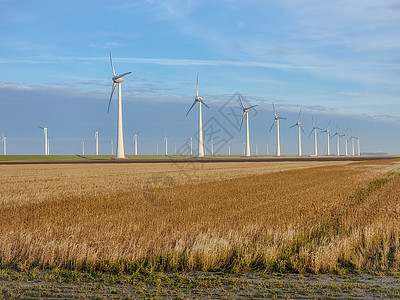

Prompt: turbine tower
xmin=1 ymin=134 xmax=6 ymax=155
xmin=269 ymin=104 xmax=286 ymax=157
xmin=186 ymin=73 xmax=209 ymax=157
xmin=109 ymin=140 xmax=114 ymax=155
xmin=350 ymin=135 xmax=355 ymax=156
xmin=239 ymin=94 xmax=257 ymax=157
xmin=331 ymin=124 xmax=341 ymax=156
xmin=189 ymin=137 xmax=193 ymax=155
xmin=81 ymin=139 xmax=86 ymax=155
xmin=357 ymin=136 xmax=360 ymax=156
xmin=290 ymin=110 xmax=304 ymax=156
xmin=164 ymin=135 xmax=168 ymax=155
xmin=91 ymin=127 xmax=101 ymax=155
xmin=228 ymin=139 xmax=231 ymax=155
xmin=37 ymin=125 xmax=48 ymax=155
xmin=321 ymin=121 xmax=331 ymax=156
xmin=309 ymin=116 xmax=322 ymax=156
xmin=342 ymin=128 xmax=349 ymax=156
xmin=132 ymin=130 xmax=141 ymax=155
xmin=47 ymin=137 xmax=50 ymax=155
xmin=108 ymin=53 xmax=131 ymax=159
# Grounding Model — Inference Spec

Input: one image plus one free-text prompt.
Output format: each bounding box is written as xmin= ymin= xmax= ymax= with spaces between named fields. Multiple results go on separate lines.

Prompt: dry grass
xmin=0 ymin=160 xmax=400 ymax=273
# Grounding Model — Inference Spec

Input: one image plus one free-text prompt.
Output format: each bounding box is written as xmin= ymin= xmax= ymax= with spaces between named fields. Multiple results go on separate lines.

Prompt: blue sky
xmin=0 ymin=0 xmax=399 ymax=155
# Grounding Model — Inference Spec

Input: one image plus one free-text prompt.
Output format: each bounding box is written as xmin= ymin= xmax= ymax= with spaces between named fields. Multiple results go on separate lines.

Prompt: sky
xmin=0 ymin=0 xmax=399 ymax=155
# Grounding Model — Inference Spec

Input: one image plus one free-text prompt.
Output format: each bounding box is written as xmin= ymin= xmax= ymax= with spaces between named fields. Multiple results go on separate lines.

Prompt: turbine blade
xmin=238 ymin=94 xmax=245 ymax=109
xmin=247 ymin=104 xmax=258 ymax=110
xmin=308 ymin=129 xmax=313 ymax=137
xmin=240 ymin=112 xmax=246 ymax=130
xmin=269 ymin=120 xmax=276 ymax=133
xmin=279 ymin=116 xmax=287 ymax=120
xmin=301 ymin=126 xmax=305 ymax=134
xmin=116 ymin=71 xmax=131 ymax=78
xmin=290 ymin=123 xmax=297 ymax=129
xmin=37 ymin=126 xmax=44 ymax=129
xmin=297 ymin=110 xmax=301 ymax=122
xmin=108 ymin=82 xmax=117 ymax=113
xmin=272 ymin=103 xmax=276 ymax=115
xmin=201 ymin=100 xmax=210 ymax=108
xmin=110 ymin=52 xmax=116 ymax=76
xmin=186 ymin=100 xmax=197 ymax=116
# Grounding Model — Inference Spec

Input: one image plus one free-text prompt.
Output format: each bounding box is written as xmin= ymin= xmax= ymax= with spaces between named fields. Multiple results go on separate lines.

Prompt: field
xmin=1 ymin=158 xmax=400 ymax=298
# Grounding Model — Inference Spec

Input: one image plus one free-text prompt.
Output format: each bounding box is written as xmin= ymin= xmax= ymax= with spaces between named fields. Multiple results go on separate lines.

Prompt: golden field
xmin=0 ymin=159 xmax=400 ymax=273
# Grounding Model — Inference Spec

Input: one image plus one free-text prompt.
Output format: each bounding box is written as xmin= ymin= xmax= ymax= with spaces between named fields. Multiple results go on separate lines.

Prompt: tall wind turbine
xmin=309 ymin=116 xmax=321 ymax=156
xmin=228 ymin=139 xmax=231 ymax=155
xmin=357 ymin=136 xmax=360 ymax=156
xmin=239 ymin=94 xmax=257 ymax=157
xmin=47 ymin=137 xmax=51 ymax=155
xmin=1 ymin=134 xmax=6 ymax=155
xmin=189 ymin=137 xmax=193 ymax=155
xmin=186 ymin=73 xmax=209 ymax=157
xmin=37 ymin=125 xmax=48 ymax=155
xmin=108 ymin=53 xmax=131 ymax=159
xmin=91 ymin=127 xmax=101 ymax=155
xmin=290 ymin=110 xmax=304 ymax=156
xmin=269 ymin=104 xmax=286 ymax=157
xmin=321 ymin=121 xmax=331 ymax=156
xmin=331 ymin=124 xmax=341 ymax=156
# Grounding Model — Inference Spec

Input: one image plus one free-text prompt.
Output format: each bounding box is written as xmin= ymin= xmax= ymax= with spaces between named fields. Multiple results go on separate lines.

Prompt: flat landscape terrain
xmin=1 ymin=158 xmax=400 ymax=298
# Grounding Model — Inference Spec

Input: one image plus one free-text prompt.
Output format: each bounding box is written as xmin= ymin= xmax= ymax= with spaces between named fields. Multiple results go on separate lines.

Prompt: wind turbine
xmin=210 ymin=138 xmax=214 ymax=155
xmin=108 ymin=53 xmax=131 ymax=159
xmin=342 ymin=128 xmax=349 ymax=156
xmin=1 ymin=134 xmax=6 ymax=155
xmin=228 ymin=139 xmax=231 ymax=155
xmin=309 ymin=116 xmax=322 ymax=156
xmin=132 ymin=130 xmax=141 ymax=155
xmin=350 ymin=135 xmax=355 ymax=156
xmin=109 ymin=140 xmax=114 ymax=155
xmin=164 ymin=134 xmax=168 ymax=155
xmin=91 ymin=127 xmax=101 ymax=155
xmin=47 ymin=137 xmax=51 ymax=155
xmin=81 ymin=139 xmax=86 ymax=155
xmin=239 ymin=94 xmax=257 ymax=157
xmin=186 ymin=73 xmax=209 ymax=157
xmin=269 ymin=104 xmax=286 ymax=157
xmin=331 ymin=124 xmax=341 ymax=156
xmin=255 ymin=142 xmax=259 ymax=156
xmin=37 ymin=125 xmax=48 ymax=155
xmin=189 ymin=137 xmax=193 ymax=155
xmin=321 ymin=121 xmax=331 ymax=156
xmin=357 ymin=136 xmax=360 ymax=156
xmin=290 ymin=110 xmax=304 ymax=156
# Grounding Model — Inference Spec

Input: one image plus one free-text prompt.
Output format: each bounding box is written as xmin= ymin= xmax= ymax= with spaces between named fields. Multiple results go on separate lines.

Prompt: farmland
xmin=1 ymin=158 xmax=400 ymax=298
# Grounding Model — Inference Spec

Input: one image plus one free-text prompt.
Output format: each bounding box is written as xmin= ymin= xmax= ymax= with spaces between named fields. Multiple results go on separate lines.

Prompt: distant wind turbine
xmin=331 ymin=124 xmax=341 ymax=156
xmin=81 ymin=139 xmax=86 ymax=156
xmin=91 ymin=127 xmax=101 ymax=155
xmin=109 ymin=140 xmax=114 ymax=155
xmin=239 ymin=94 xmax=257 ymax=157
xmin=309 ymin=116 xmax=322 ymax=156
xmin=342 ymin=128 xmax=349 ymax=156
xmin=132 ymin=130 xmax=141 ymax=155
xmin=290 ymin=110 xmax=304 ymax=156
xmin=350 ymin=135 xmax=355 ymax=156
xmin=269 ymin=104 xmax=286 ymax=157
xmin=47 ymin=137 xmax=51 ymax=155
xmin=189 ymin=137 xmax=193 ymax=155
xmin=164 ymin=134 xmax=168 ymax=155
xmin=1 ymin=134 xmax=6 ymax=155
xmin=108 ymin=53 xmax=131 ymax=159
xmin=228 ymin=139 xmax=231 ymax=155
xmin=186 ymin=73 xmax=209 ymax=157
xmin=321 ymin=120 xmax=331 ymax=156
xmin=37 ymin=124 xmax=48 ymax=155
xmin=357 ymin=136 xmax=360 ymax=156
